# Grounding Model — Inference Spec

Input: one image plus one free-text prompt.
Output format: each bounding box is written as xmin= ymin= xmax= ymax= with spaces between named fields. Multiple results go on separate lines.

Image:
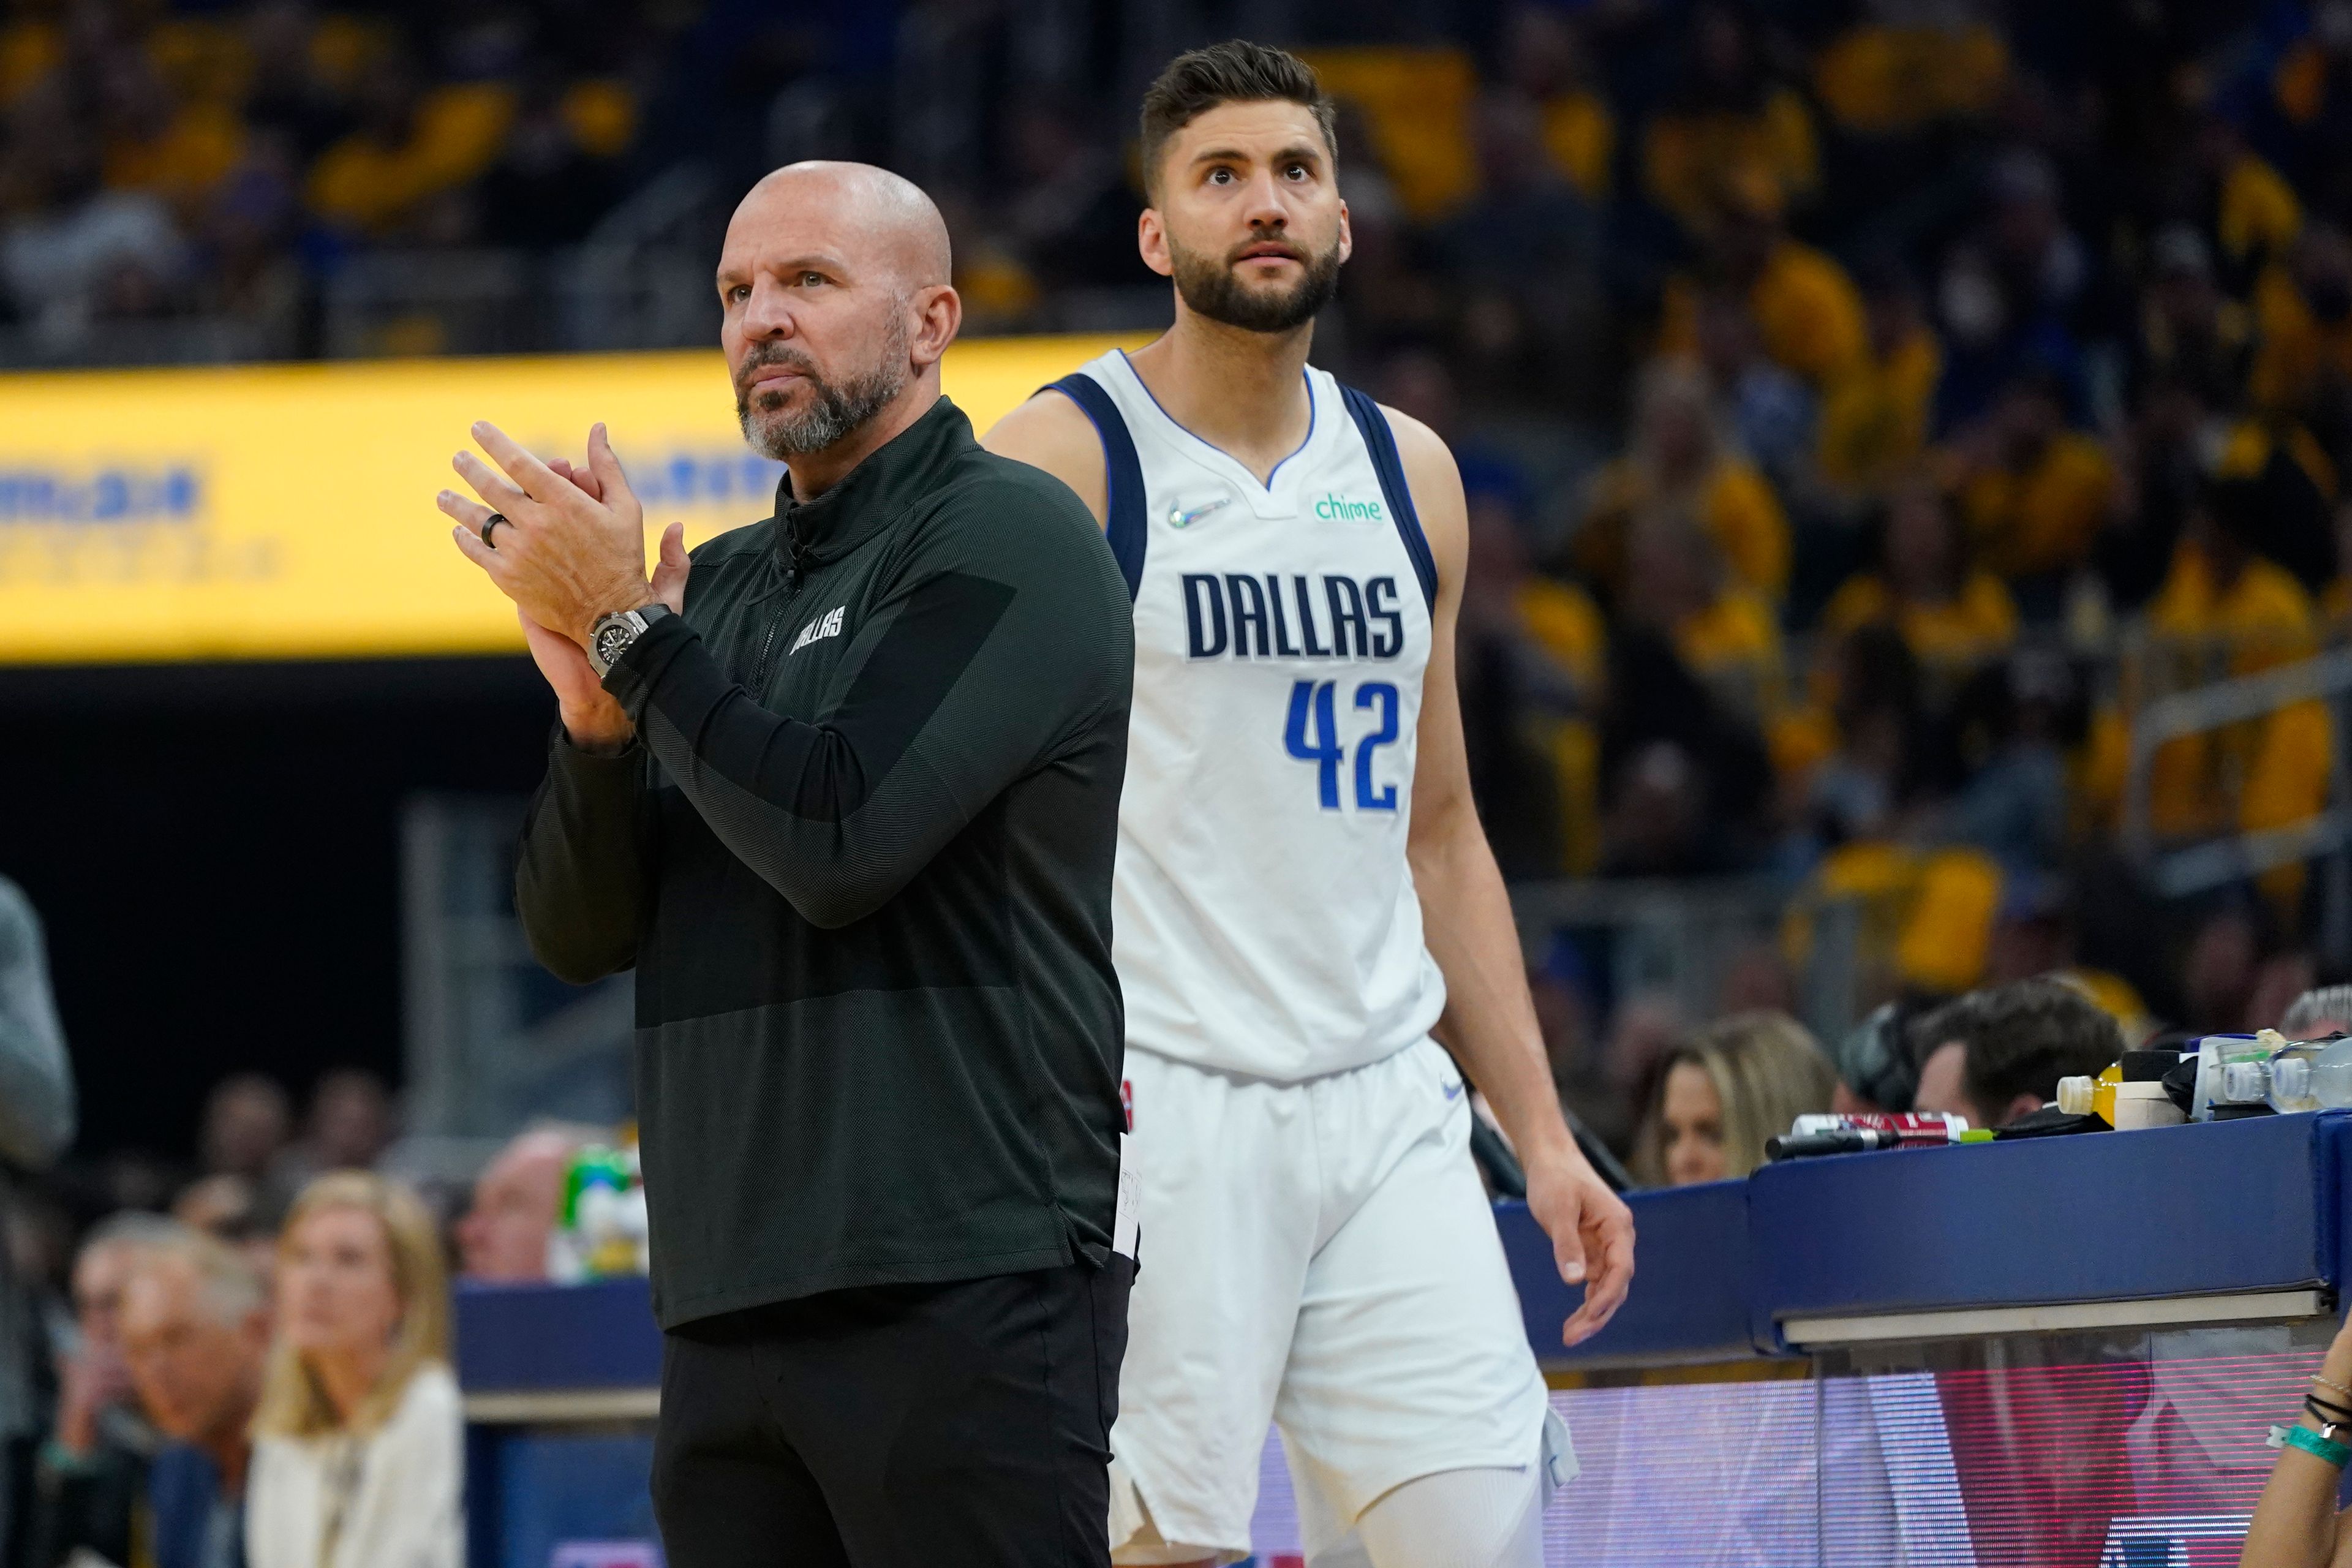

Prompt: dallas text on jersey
xmin=1180 ymin=573 xmax=1408 ymax=662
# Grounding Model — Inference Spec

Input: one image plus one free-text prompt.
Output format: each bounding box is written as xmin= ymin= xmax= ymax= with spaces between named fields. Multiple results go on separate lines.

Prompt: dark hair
xmin=1910 ymin=978 xmax=2120 ymax=1126
xmin=1139 ymin=40 xmax=1338 ymax=200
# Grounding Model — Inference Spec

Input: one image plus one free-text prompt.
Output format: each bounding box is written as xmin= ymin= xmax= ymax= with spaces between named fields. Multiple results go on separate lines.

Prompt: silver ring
xmin=481 ymin=513 xmax=509 ymax=547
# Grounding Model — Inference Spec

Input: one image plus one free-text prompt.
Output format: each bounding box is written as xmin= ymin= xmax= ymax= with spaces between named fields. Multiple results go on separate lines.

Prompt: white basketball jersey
xmin=1053 ymin=349 xmax=1447 ymax=1082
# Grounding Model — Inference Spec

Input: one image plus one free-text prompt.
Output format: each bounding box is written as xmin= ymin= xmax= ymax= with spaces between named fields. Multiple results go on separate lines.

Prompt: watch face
xmin=594 ymin=623 xmax=634 ymax=669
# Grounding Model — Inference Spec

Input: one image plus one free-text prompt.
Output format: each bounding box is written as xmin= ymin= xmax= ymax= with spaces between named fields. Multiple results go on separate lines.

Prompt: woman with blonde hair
xmin=247 ymin=1172 xmax=461 ymax=1568
xmin=1632 ymin=1009 xmax=1838 ymax=1185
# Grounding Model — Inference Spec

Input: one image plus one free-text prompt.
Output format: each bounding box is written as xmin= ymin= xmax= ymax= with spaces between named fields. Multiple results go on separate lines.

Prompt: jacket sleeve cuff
xmin=548 ymin=720 xmax=641 ymax=766
xmin=600 ymin=611 xmax=700 ymax=722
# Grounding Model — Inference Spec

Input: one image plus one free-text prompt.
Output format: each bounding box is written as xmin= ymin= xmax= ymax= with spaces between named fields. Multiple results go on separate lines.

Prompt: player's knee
xmin=1346 ymin=1464 xmax=1545 ymax=1568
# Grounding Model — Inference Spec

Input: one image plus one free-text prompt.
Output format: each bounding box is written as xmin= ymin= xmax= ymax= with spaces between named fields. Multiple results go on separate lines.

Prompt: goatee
xmin=1169 ymin=232 xmax=1342 ymax=334
xmin=735 ymin=317 xmax=910 ymax=459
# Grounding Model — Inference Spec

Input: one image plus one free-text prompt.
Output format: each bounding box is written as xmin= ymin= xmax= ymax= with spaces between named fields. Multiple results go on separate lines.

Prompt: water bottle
xmin=2191 ymin=1031 xmax=2285 ymax=1119
xmin=2223 ymin=1036 xmax=2352 ymax=1113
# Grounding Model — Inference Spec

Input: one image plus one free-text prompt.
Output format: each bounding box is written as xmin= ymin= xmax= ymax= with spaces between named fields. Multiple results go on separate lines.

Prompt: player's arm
xmin=981 ymin=391 xmax=1110 ymax=527
xmin=1392 ymin=406 xmax=1635 ymax=1347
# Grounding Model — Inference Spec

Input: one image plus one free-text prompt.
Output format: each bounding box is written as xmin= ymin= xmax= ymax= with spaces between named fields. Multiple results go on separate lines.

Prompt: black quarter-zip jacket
xmin=514 ymin=397 xmax=1134 ymax=1329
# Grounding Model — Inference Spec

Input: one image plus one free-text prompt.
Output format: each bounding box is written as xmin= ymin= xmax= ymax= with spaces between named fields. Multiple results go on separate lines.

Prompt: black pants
xmin=651 ymin=1261 xmax=1131 ymax=1568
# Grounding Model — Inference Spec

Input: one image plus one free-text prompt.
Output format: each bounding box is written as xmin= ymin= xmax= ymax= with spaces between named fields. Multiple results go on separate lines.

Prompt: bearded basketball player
xmin=984 ymin=40 xmax=1635 ymax=1568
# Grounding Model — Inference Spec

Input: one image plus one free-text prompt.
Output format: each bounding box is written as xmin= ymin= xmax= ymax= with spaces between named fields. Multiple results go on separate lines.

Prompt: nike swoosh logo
xmin=1443 ymin=1079 xmax=1464 ymax=1100
xmin=1169 ymin=496 xmax=1232 ymax=529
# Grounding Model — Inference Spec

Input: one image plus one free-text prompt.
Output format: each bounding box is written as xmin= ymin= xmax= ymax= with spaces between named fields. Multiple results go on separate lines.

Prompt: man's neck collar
xmin=1127 ymin=306 xmax=1316 ymax=458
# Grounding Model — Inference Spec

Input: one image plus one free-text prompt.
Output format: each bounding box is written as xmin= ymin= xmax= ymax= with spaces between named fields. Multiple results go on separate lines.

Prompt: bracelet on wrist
xmin=2315 ymin=1370 xmax=2352 ymax=1401
xmin=2274 ymin=1423 xmax=2352 ymax=1468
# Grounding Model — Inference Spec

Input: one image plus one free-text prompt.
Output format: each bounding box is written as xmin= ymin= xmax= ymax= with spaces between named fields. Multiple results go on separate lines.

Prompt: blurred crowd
xmin=2 ymin=885 xmax=607 ymax=1568
xmin=1619 ymin=970 xmax=2352 ymax=1189
xmin=0 ymin=0 xmax=662 ymax=355
xmin=9 ymin=0 xmax=2352 ymax=1021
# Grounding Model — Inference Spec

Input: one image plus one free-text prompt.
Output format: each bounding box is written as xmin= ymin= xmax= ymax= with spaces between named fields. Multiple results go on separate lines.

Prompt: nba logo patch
xmin=1120 ymin=1078 xmax=1133 ymax=1133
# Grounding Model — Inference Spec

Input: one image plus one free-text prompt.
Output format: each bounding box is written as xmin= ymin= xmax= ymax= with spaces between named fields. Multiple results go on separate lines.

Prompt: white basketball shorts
xmin=1107 ymin=1036 xmax=1569 ymax=1564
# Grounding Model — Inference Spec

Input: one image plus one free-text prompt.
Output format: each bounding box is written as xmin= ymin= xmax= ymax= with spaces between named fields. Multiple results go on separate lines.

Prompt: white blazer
xmin=246 ymin=1362 xmax=464 ymax=1568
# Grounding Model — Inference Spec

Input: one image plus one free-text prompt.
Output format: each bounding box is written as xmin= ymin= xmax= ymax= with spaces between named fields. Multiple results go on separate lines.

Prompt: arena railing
xmin=2119 ymin=641 xmax=2352 ymax=954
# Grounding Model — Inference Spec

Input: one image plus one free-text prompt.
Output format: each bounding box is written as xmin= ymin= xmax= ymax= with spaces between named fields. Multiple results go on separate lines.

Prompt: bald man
xmin=443 ymin=163 xmax=1137 ymax=1566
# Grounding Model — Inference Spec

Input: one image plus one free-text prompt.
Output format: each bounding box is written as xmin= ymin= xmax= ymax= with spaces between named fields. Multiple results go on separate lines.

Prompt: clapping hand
xmin=439 ymin=420 xmax=658 ymax=643
xmin=438 ymin=423 xmax=688 ymax=751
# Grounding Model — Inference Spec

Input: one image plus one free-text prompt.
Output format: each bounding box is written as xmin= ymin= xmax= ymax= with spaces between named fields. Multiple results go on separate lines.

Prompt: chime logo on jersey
xmin=1180 ymin=572 xmax=1406 ymax=661
xmin=789 ymin=605 xmax=846 ymax=655
xmin=1312 ymin=492 xmax=1384 ymax=522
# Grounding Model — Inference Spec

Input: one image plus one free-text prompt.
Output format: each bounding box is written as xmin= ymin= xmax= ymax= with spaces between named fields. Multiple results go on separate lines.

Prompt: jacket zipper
xmin=746 ymin=528 xmax=816 ymax=693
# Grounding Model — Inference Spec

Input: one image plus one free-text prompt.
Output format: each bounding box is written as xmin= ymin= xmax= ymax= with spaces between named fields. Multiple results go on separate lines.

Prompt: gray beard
xmin=737 ymin=320 xmax=911 ymax=459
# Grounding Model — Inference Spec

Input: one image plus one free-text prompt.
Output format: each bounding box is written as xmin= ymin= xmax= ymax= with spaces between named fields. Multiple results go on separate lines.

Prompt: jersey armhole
xmin=1337 ymin=383 xmax=1438 ymax=613
xmin=1041 ymin=375 xmax=1147 ymax=602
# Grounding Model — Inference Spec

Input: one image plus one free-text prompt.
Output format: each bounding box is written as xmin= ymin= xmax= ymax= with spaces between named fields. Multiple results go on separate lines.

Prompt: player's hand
xmin=440 ymin=421 xmax=655 ymax=645
xmin=1526 ymin=1150 xmax=1635 ymax=1346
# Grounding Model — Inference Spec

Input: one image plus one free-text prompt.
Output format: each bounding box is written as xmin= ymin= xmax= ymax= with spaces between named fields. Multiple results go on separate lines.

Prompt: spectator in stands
xmin=1668 ymin=183 xmax=1868 ymax=391
xmin=118 ymin=1228 xmax=270 ymax=1568
xmin=1432 ymin=86 xmax=1599 ymax=297
xmin=1790 ymin=624 xmax=1926 ymax=859
xmin=2181 ymin=908 xmax=2267 ymax=1035
xmin=1909 ymin=976 xmax=2122 ymax=1131
xmin=1631 ymin=1011 xmax=1836 ymax=1185
xmin=285 ymin=1069 xmax=393 ymax=1183
xmin=249 ymin=1172 xmax=459 ymax=1568
xmin=1457 ymin=488 xmax=1588 ymax=878
xmin=2252 ymin=224 xmax=2352 ymax=460
xmin=2132 ymin=227 xmax=2248 ymax=413
xmin=1692 ymin=284 xmax=1814 ymax=496
xmin=477 ymin=73 xmax=625 ymax=251
xmin=1583 ymin=358 xmax=1792 ymax=604
xmin=173 ymin=1175 xmax=284 ymax=1284
xmin=1498 ymin=3 xmax=1613 ymax=205
xmin=1820 ymin=474 xmax=2017 ymax=687
xmin=1817 ymin=259 xmax=1943 ymax=505
xmin=1981 ymin=151 xmax=2094 ymax=355
xmin=1640 ymin=5 xmax=1817 ymax=241
xmin=2248 ymin=949 xmax=2320 ymax=1033
xmin=2146 ymin=451 xmax=2316 ymax=697
xmin=31 ymin=1213 xmax=180 ymax=1568
xmin=1624 ymin=501 xmax=1787 ymax=724
xmin=2187 ymin=110 xmax=2302 ymax=290
xmin=1948 ymin=369 xmax=2117 ymax=586
xmin=198 ymin=1074 xmax=293 ymax=1186
xmin=0 ymin=82 xmax=190 ymax=343
xmin=453 ymin=1127 xmax=588 ymax=1283
xmin=2143 ymin=472 xmax=2331 ymax=911
xmin=1601 ymin=992 xmax=1686 ymax=1130
xmin=997 ymin=96 xmax=1144 ymax=293
xmin=1936 ymin=650 xmax=2075 ymax=875
xmin=1598 ymin=644 xmax=1772 ymax=878
xmin=1827 ymin=999 xmax=1929 ymax=1115
xmin=2283 ymin=984 xmax=2352 ymax=1038
xmin=2 ymin=874 xmax=75 ymax=1555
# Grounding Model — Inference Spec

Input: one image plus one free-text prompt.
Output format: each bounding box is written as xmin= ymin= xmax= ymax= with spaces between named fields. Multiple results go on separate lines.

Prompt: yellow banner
xmin=0 ymin=334 xmax=1136 ymax=664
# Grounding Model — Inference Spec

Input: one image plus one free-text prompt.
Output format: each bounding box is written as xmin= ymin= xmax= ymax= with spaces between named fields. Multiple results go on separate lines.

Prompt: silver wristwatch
xmin=586 ymin=603 xmax=672 ymax=678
